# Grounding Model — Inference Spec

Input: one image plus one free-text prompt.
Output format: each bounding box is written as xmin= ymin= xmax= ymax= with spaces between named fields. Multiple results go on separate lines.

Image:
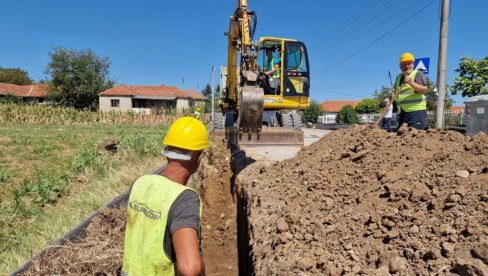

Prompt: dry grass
xmin=0 ymin=103 xmax=190 ymax=126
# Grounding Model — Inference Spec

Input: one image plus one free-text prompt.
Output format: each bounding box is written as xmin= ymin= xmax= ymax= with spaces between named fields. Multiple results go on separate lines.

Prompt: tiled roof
xmin=99 ymin=85 xmax=206 ymax=100
xmin=450 ymin=106 xmax=464 ymax=113
xmin=320 ymin=100 xmax=359 ymax=113
xmin=0 ymin=82 xmax=48 ymax=98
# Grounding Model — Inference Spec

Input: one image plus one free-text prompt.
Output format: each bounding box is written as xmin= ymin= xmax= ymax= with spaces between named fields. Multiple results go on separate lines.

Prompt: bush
xmin=355 ymin=98 xmax=381 ymax=114
xmin=301 ymin=99 xmax=324 ymax=123
xmin=337 ymin=105 xmax=359 ymax=124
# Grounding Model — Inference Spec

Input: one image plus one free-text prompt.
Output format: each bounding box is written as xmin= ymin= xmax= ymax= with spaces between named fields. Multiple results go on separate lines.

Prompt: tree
xmin=45 ymin=47 xmax=115 ymax=109
xmin=424 ymin=77 xmax=454 ymax=111
xmin=201 ymin=84 xmax=221 ymax=113
xmin=336 ymin=105 xmax=359 ymax=124
xmin=373 ymin=86 xmax=393 ymax=104
xmin=301 ymin=99 xmax=324 ymax=123
xmin=355 ymin=98 xmax=381 ymax=114
xmin=0 ymin=67 xmax=33 ymax=85
xmin=450 ymin=56 xmax=488 ymax=97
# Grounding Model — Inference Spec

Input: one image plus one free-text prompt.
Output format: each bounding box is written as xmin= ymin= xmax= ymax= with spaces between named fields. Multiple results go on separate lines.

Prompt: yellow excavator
xmin=214 ymin=0 xmax=310 ymax=146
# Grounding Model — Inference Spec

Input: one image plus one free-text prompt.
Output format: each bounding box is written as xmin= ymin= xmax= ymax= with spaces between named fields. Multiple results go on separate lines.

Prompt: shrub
xmin=355 ymin=98 xmax=381 ymax=114
xmin=301 ymin=99 xmax=324 ymax=123
xmin=337 ymin=105 xmax=359 ymax=124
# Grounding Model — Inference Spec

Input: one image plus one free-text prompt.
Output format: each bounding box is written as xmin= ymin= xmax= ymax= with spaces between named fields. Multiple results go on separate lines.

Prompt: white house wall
xmin=99 ymin=96 xmax=132 ymax=112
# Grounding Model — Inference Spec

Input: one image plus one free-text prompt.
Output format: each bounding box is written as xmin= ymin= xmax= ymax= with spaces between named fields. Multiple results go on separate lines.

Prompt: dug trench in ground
xmin=235 ymin=125 xmax=488 ymax=275
xmin=16 ymin=139 xmax=239 ymax=275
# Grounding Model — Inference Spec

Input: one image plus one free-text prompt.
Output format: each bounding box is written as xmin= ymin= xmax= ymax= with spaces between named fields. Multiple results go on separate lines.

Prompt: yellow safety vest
xmin=265 ymin=57 xmax=281 ymax=79
xmin=395 ymin=70 xmax=427 ymax=112
xmin=122 ymin=175 xmax=201 ymax=276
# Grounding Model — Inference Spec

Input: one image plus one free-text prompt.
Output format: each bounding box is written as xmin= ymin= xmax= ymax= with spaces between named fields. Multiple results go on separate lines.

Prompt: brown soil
xmin=19 ymin=140 xmax=238 ymax=275
xmin=237 ymin=125 xmax=488 ymax=275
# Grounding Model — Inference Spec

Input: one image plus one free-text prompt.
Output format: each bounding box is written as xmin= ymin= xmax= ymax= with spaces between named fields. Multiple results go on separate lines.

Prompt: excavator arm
xmin=224 ymin=0 xmax=264 ymax=133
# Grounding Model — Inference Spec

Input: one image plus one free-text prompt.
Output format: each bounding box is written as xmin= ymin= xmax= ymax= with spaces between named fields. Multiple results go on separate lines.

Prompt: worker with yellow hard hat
xmin=194 ymin=107 xmax=201 ymax=120
xmin=394 ymin=52 xmax=428 ymax=130
xmin=122 ymin=117 xmax=209 ymax=276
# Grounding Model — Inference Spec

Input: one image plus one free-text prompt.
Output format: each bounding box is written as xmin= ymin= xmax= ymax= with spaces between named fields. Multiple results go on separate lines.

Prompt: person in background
xmin=382 ymin=98 xmax=393 ymax=132
xmin=395 ymin=52 xmax=428 ymax=130
xmin=194 ymin=107 xmax=201 ymax=120
xmin=122 ymin=117 xmax=208 ymax=276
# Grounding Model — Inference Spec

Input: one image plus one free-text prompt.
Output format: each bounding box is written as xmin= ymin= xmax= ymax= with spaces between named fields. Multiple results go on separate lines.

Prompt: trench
xmin=200 ymin=141 xmax=255 ymax=276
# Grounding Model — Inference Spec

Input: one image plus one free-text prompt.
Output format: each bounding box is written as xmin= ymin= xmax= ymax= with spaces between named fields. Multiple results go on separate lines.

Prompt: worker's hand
xmin=403 ymin=74 xmax=413 ymax=85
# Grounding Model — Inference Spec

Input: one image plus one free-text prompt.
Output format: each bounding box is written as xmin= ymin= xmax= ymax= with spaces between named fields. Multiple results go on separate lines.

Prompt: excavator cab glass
xmin=259 ymin=43 xmax=282 ymax=95
xmin=283 ymin=41 xmax=309 ymax=97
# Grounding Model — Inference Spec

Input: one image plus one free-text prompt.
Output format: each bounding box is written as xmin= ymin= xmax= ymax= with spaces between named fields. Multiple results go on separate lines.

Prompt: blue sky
xmin=1 ymin=0 xmax=486 ymax=105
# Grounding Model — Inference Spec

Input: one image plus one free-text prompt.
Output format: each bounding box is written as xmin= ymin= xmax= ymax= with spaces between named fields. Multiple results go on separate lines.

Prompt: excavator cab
xmin=255 ymin=38 xmax=310 ymax=131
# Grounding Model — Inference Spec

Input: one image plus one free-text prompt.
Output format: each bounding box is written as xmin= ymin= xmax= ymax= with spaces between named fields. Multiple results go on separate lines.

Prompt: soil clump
xmin=237 ymin=126 xmax=488 ymax=275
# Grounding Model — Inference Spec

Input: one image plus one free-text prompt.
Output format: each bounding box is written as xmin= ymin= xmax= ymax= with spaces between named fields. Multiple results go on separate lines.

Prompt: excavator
xmin=214 ymin=0 xmax=310 ymax=146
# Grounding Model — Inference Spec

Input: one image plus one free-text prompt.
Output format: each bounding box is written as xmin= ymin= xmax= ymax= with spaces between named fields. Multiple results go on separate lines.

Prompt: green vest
xmin=122 ymin=175 xmax=201 ymax=276
xmin=395 ymin=70 xmax=427 ymax=112
xmin=265 ymin=57 xmax=281 ymax=79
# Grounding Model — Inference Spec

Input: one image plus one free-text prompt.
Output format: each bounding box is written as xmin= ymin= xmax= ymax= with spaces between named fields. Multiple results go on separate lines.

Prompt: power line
xmin=312 ymin=86 xmax=359 ymax=98
xmin=314 ymin=0 xmax=402 ymax=55
xmin=314 ymin=0 xmax=410 ymax=62
xmin=314 ymin=0 xmax=437 ymax=76
xmin=310 ymin=0 xmax=385 ymax=51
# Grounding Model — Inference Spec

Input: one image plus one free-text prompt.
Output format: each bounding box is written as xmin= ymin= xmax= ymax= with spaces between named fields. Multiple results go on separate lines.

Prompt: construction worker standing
xmin=122 ymin=117 xmax=208 ymax=276
xmin=395 ymin=53 xmax=428 ymax=130
xmin=194 ymin=107 xmax=201 ymax=120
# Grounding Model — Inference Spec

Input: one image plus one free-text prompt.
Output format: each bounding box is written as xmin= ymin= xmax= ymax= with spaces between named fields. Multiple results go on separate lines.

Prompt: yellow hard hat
xmin=163 ymin=117 xmax=209 ymax=151
xmin=196 ymin=107 xmax=201 ymax=111
xmin=400 ymin=53 xmax=415 ymax=64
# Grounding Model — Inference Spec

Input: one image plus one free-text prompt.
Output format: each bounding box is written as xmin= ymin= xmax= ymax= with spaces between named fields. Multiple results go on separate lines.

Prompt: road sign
xmin=414 ymin=58 xmax=430 ymax=75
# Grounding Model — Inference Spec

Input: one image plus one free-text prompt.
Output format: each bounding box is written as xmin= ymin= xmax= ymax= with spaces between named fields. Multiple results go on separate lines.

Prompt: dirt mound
xmin=238 ymin=126 xmax=488 ymax=275
xmin=21 ymin=208 xmax=126 ymax=275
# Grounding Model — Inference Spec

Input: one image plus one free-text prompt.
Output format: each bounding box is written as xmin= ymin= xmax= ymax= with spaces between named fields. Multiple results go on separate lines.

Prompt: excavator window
xmin=284 ymin=42 xmax=309 ymax=96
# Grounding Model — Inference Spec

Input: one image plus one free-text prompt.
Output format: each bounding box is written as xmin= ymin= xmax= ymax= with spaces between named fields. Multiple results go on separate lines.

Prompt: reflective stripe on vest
xmin=265 ymin=57 xmax=281 ymax=79
xmin=395 ymin=70 xmax=426 ymax=112
xmin=122 ymin=175 xmax=202 ymax=276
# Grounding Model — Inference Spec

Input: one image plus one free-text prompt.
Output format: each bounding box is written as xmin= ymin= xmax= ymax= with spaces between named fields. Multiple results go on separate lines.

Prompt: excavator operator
xmin=261 ymin=48 xmax=281 ymax=94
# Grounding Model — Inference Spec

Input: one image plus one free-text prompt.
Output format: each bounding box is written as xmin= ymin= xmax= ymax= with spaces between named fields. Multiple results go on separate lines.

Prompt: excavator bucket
xmin=214 ymin=127 xmax=304 ymax=146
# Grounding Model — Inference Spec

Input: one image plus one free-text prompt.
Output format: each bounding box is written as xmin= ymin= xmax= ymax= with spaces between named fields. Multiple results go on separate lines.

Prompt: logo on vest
xmin=129 ymin=201 xmax=161 ymax=220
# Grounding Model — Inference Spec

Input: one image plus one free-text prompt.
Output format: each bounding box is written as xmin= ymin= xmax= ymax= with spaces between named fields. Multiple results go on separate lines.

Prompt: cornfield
xmin=0 ymin=103 xmax=192 ymax=126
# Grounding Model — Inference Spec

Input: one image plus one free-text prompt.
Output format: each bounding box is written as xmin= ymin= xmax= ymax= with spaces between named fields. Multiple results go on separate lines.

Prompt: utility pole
xmin=435 ymin=0 xmax=450 ymax=129
xmin=211 ymin=66 xmax=215 ymax=120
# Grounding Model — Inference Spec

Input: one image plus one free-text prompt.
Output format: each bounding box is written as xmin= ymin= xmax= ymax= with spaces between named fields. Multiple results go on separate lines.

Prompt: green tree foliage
xmin=336 ymin=105 xmax=359 ymax=124
xmin=373 ymin=86 xmax=393 ymax=104
xmin=355 ymin=98 xmax=381 ymax=114
xmin=301 ymin=99 xmax=324 ymax=123
xmin=45 ymin=47 xmax=115 ymax=110
xmin=0 ymin=67 xmax=33 ymax=85
xmin=450 ymin=56 xmax=488 ymax=97
xmin=425 ymin=77 xmax=454 ymax=111
xmin=201 ymin=84 xmax=221 ymax=112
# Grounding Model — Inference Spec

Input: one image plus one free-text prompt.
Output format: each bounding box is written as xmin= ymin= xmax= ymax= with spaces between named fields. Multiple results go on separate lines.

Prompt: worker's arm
xmin=174 ymin=228 xmax=205 ymax=276
xmin=404 ymin=74 xmax=428 ymax=94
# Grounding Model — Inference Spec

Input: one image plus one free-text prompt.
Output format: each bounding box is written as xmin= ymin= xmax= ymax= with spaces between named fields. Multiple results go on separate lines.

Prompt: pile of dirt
xmin=237 ymin=125 xmax=488 ymax=275
xmin=21 ymin=208 xmax=126 ymax=275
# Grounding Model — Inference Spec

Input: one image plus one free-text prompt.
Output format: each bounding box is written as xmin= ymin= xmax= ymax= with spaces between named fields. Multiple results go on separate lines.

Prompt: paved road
xmin=240 ymin=128 xmax=331 ymax=162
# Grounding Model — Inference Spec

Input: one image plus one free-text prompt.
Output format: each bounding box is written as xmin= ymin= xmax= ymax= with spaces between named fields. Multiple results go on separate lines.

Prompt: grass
xmin=0 ymin=123 xmax=168 ymax=273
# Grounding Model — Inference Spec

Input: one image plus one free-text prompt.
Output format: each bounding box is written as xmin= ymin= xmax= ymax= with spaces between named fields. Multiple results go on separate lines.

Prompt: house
xmin=0 ymin=82 xmax=48 ymax=103
xmin=99 ymin=84 xmax=207 ymax=113
xmin=318 ymin=100 xmax=360 ymax=124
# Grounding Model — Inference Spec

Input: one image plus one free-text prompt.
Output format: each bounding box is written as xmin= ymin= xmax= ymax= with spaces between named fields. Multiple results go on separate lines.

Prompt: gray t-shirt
xmin=163 ymin=189 xmax=201 ymax=262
